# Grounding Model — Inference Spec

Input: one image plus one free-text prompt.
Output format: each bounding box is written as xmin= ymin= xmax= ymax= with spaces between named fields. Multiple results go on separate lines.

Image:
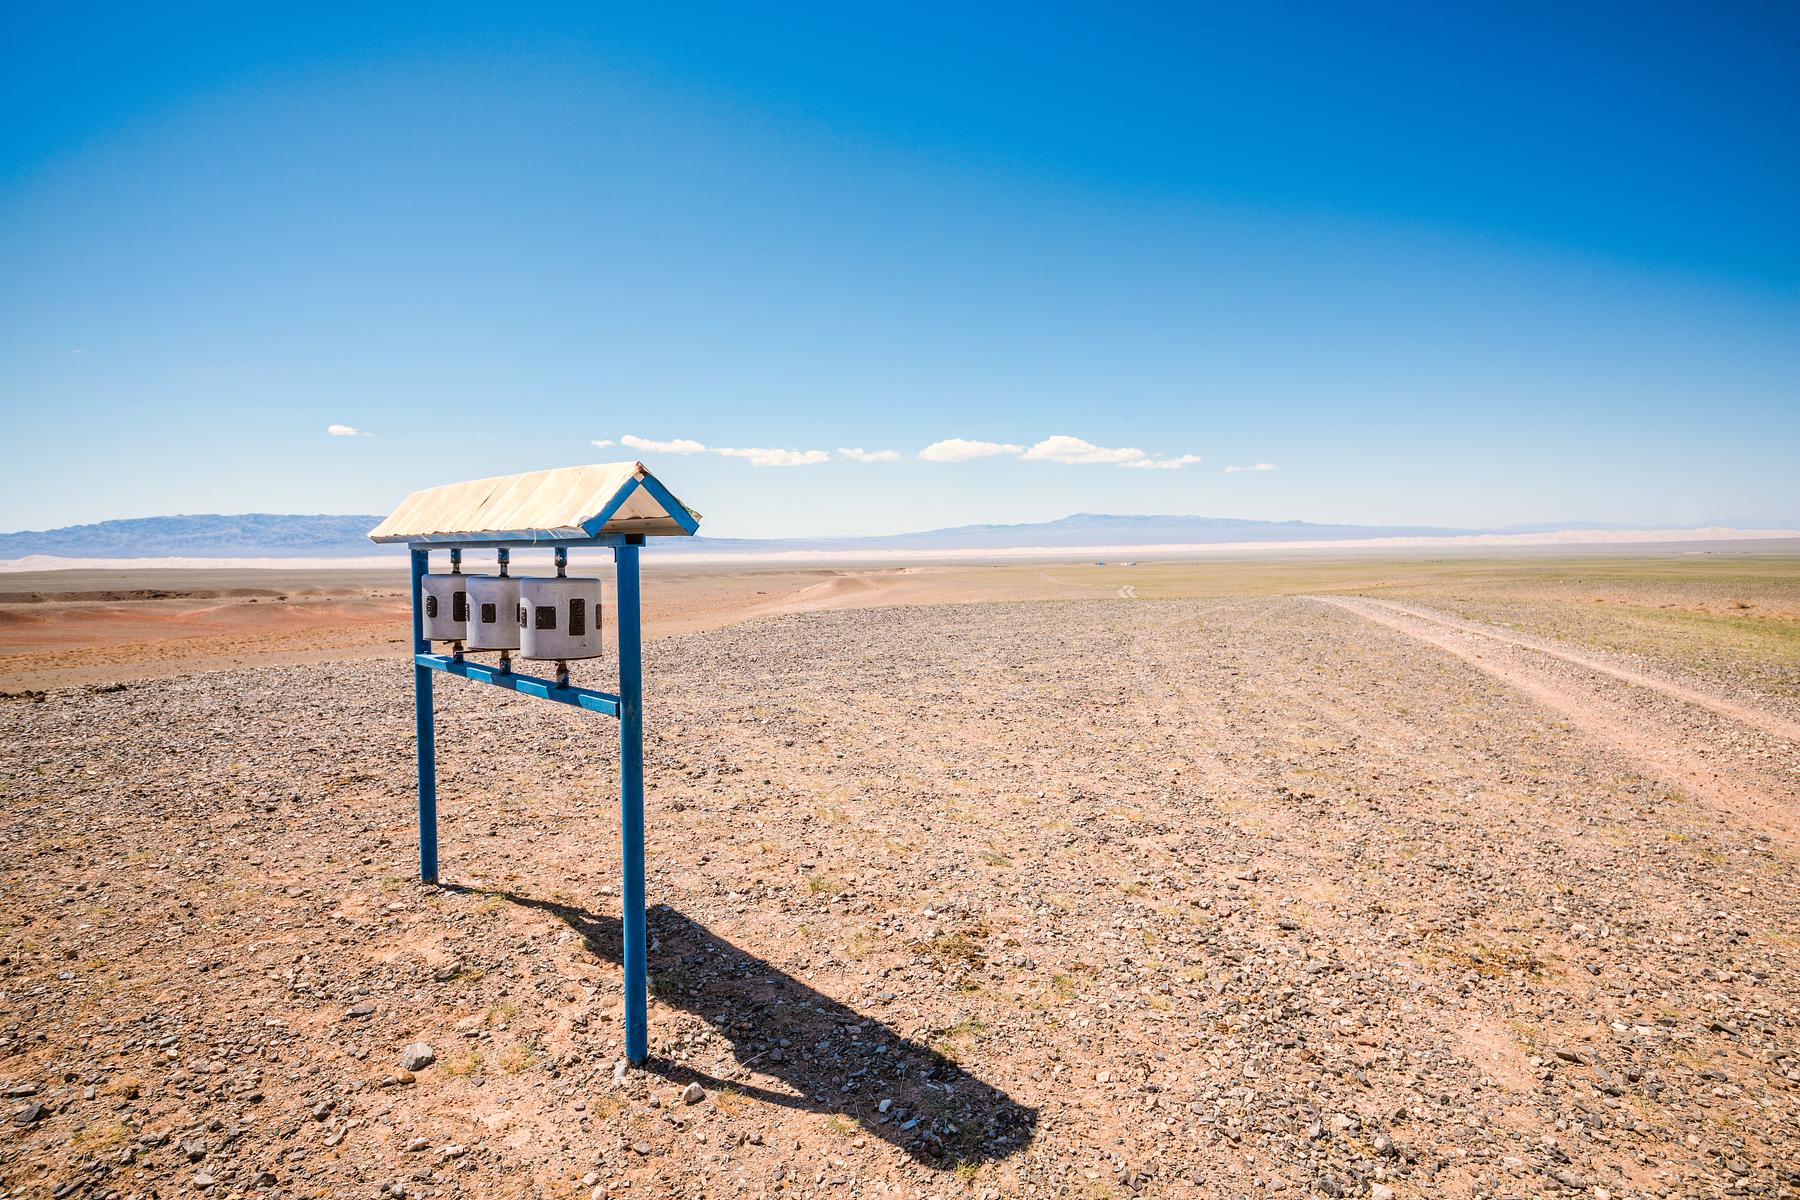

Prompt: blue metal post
xmin=411 ymin=546 xmax=439 ymax=883
xmin=615 ymin=540 xmax=648 ymax=1064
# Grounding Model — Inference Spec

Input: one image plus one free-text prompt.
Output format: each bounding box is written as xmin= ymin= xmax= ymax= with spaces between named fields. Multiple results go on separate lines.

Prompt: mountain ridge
xmin=2 ymin=511 xmax=1795 ymax=559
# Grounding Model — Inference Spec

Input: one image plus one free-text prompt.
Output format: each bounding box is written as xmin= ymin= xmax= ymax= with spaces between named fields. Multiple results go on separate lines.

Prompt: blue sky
xmin=2 ymin=3 xmax=1796 ymax=538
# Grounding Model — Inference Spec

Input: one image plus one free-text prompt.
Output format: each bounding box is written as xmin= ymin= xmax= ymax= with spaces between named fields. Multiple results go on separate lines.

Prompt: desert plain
xmin=2 ymin=549 xmax=1798 ymax=1200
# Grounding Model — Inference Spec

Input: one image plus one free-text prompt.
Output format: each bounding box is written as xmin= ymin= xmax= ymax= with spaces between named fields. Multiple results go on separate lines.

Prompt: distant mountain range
xmin=0 ymin=514 xmax=389 ymax=558
xmin=1 ymin=511 xmax=1795 ymax=560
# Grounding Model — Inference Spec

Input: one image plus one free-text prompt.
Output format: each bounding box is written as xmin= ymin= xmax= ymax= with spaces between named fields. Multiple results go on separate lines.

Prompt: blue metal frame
xmin=410 ymin=548 xmax=438 ymax=884
xmin=614 ymin=540 xmax=648 ymax=1064
xmin=407 ymin=533 xmax=654 ymax=1065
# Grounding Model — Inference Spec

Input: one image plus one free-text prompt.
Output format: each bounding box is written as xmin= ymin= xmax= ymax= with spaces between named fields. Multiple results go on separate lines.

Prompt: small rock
xmin=399 ymin=1043 xmax=435 ymax=1071
xmin=346 ymin=1002 xmax=376 ymax=1019
xmin=682 ymin=1082 xmax=705 ymax=1105
xmin=1370 ymin=1186 xmax=1394 ymax=1200
xmin=13 ymin=1102 xmax=45 ymax=1125
xmin=192 ymin=1172 xmax=215 ymax=1190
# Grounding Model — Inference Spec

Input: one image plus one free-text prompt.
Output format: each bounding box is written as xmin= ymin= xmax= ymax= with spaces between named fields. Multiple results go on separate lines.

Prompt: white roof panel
xmin=368 ymin=462 xmax=700 ymax=544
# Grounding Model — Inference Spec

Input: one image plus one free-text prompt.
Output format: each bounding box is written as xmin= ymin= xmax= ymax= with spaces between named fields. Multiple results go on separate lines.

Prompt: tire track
xmin=1311 ymin=594 xmax=1799 ymax=840
xmin=1329 ymin=595 xmax=1800 ymax=743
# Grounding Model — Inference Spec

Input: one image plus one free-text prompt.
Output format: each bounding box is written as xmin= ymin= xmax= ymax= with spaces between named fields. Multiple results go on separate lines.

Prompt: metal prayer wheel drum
xmin=465 ymin=576 xmax=521 ymax=650
xmin=518 ymin=576 xmax=604 ymax=660
xmin=420 ymin=574 xmax=470 ymax=642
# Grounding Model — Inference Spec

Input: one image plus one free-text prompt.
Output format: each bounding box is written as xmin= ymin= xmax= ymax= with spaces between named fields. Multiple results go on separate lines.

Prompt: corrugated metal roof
xmin=368 ymin=462 xmax=700 ymax=544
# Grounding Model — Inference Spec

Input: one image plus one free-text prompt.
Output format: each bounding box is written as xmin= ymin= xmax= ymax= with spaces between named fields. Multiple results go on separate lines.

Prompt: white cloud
xmin=326 ymin=424 xmax=369 ymax=437
xmin=1021 ymin=435 xmax=1148 ymax=465
xmin=715 ymin=446 xmax=831 ymax=467
xmin=590 ymin=438 xmax=615 ymax=449
xmin=1224 ymin=463 xmax=1278 ymax=473
xmin=837 ymin=447 xmax=900 ymax=463
xmin=918 ymin=438 xmax=1025 ymax=463
xmin=1121 ymin=454 xmax=1204 ymax=470
xmin=621 ymin=433 xmax=708 ymax=454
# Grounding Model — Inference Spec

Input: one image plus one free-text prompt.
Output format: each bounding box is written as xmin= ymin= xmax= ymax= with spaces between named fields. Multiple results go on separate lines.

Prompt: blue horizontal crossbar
xmin=415 ymin=654 xmax=621 ymax=717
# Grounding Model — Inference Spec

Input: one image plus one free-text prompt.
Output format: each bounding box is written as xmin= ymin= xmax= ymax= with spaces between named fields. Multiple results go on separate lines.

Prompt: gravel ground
xmin=2 ymin=597 xmax=1797 ymax=1200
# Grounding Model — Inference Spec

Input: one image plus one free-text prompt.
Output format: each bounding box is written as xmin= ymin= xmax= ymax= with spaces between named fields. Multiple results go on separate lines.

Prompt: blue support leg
xmin=615 ymin=540 xmax=648 ymax=1065
xmin=411 ymin=547 xmax=439 ymax=884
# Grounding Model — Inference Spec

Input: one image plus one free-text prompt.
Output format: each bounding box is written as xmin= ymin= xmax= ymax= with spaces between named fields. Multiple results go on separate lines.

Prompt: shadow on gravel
xmin=446 ymin=887 xmax=1038 ymax=1168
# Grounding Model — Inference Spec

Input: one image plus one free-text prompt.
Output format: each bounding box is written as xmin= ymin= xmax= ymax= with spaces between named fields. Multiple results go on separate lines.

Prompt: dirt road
xmin=3 ymin=595 xmax=1796 ymax=1198
xmin=1316 ymin=596 xmax=1800 ymax=839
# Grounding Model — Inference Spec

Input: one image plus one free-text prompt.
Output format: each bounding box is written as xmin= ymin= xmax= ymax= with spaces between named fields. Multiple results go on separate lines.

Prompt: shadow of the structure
xmin=444 ymin=889 xmax=1038 ymax=1168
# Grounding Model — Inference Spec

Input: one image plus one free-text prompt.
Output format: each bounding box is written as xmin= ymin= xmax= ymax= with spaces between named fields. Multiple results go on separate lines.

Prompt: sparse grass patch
xmin=922 ymin=925 xmax=989 ymax=968
xmin=1425 ymin=937 xmax=1557 ymax=980
xmin=824 ymin=1113 xmax=858 ymax=1136
xmin=497 ymin=1041 xmax=538 ymax=1074
xmin=584 ymin=1093 xmax=623 ymax=1118
xmin=712 ymin=1084 xmax=751 ymax=1116
xmin=930 ymin=1015 xmax=990 ymax=1061
xmin=484 ymin=999 xmax=517 ymax=1026
xmin=844 ymin=928 xmax=883 ymax=960
xmin=651 ymin=967 xmax=690 ymax=1000
xmin=70 ymin=1121 xmax=133 ymax=1152
xmin=805 ymin=872 xmax=846 ymax=896
xmin=444 ymin=1049 xmax=484 ymax=1077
